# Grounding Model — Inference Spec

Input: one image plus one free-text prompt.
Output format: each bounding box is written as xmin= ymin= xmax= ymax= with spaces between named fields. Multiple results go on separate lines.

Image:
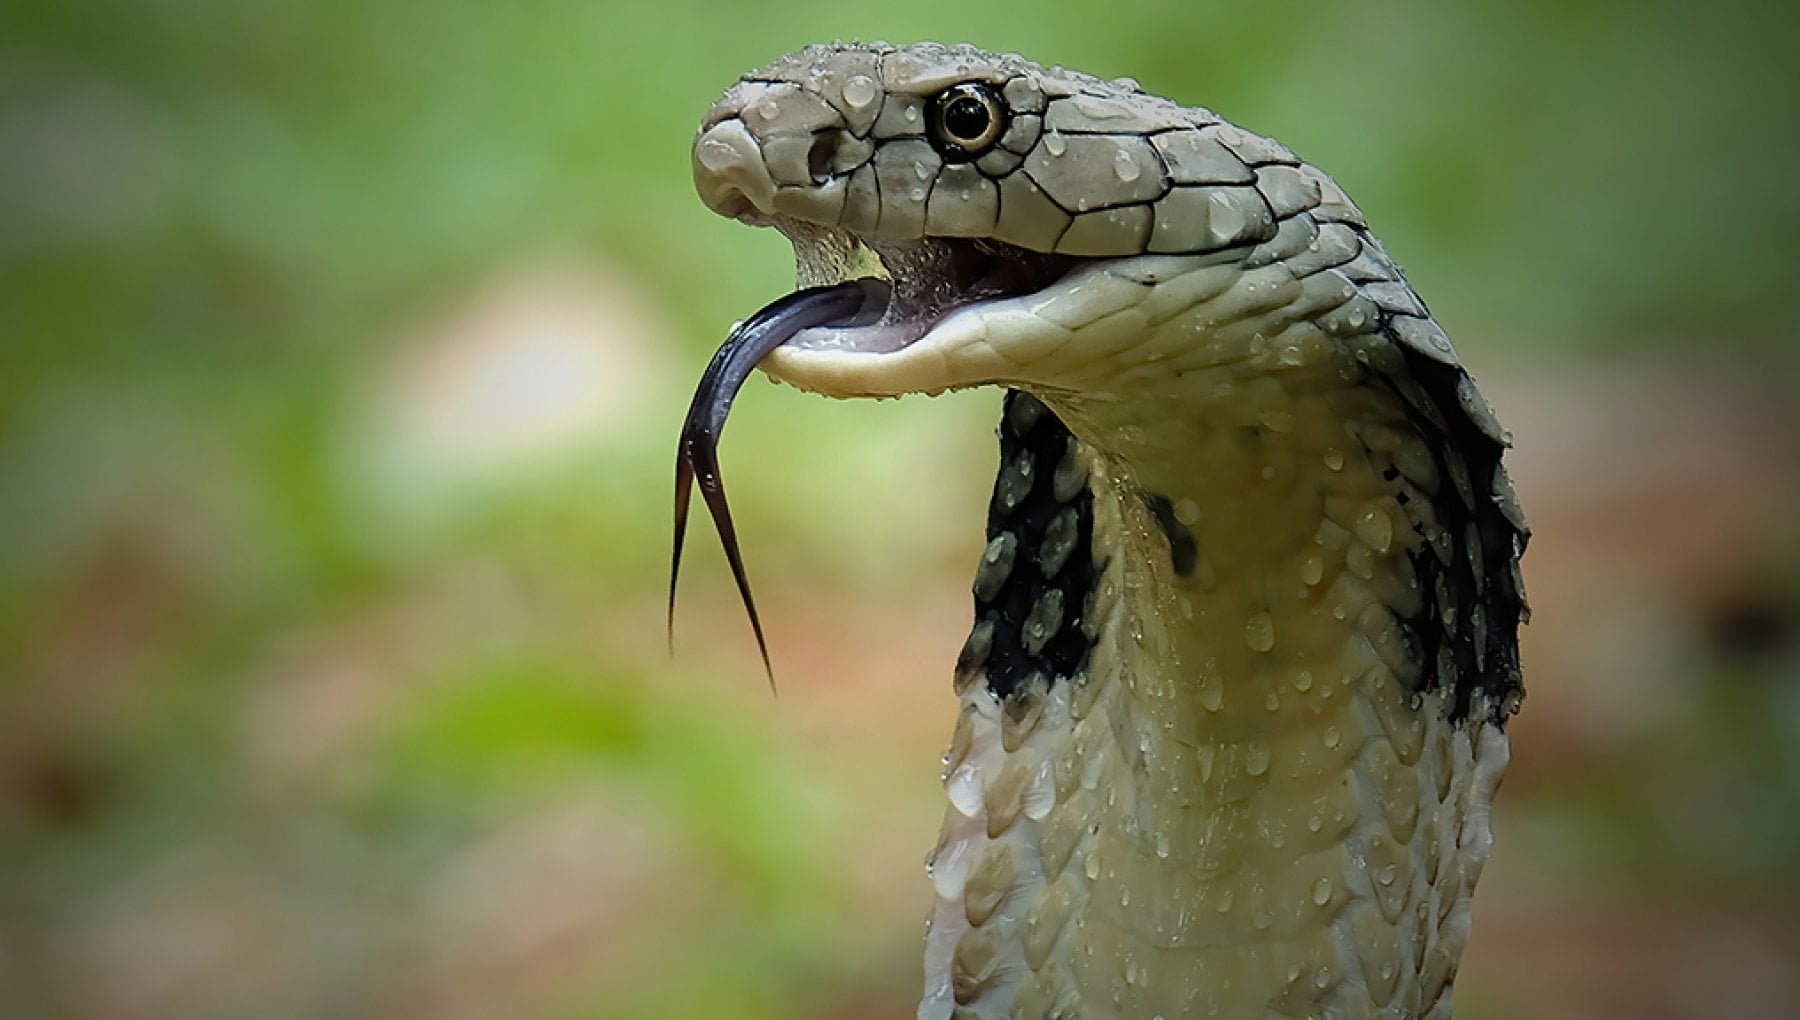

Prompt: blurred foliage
xmin=1 ymin=1 xmax=1797 ymax=1017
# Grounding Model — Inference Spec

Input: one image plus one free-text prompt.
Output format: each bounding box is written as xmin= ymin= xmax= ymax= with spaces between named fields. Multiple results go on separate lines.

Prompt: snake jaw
xmin=727 ymin=214 xmax=1077 ymax=397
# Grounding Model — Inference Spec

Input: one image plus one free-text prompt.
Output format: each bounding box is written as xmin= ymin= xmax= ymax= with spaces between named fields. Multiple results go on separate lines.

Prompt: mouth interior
xmin=772 ymin=219 xmax=1076 ymax=354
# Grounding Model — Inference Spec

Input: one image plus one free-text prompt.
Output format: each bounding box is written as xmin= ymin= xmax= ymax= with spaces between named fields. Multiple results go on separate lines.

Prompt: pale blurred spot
xmin=354 ymin=260 xmax=673 ymax=512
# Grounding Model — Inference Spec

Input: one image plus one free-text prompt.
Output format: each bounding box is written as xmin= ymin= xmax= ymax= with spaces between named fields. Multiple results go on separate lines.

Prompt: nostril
xmin=807 ymin=130 xmax=838 ymax=184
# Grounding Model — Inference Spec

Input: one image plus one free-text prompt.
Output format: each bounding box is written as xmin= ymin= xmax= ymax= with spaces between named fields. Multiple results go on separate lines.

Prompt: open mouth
xmin=667 ymin=220 xmax=1075 ymax=679
xmin=771 ymin=220 xmax=1077 ymax=354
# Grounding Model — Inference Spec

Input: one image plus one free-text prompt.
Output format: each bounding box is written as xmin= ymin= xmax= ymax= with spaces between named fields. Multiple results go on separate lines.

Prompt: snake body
xmin=683 ymin=42 xmax=1527 ymax=1020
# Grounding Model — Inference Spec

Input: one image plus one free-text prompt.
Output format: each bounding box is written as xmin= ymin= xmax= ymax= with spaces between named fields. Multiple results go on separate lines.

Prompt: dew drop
xmin=1244 ymin=611 xmax=1275 ymax=653
xmin=1244 ymin=741 xmax=1271 ymax=776
xmin=1300 ymin=554 xmax=1324 ymax=587
xmin=1323 ymin=448 xmax=1344 ymax=471
xmin=1044 ymin=132 xmax=1067 ymax=157
xmin=697 ymin=137 xmax=738 ymax=171
xmin=1197 ymin=663 xmax=1225 ymax=711
xmin=1214 ymin=888 xmax=1234 ymax=913
xmin=1265 ymin=690 xmax=1280 ymax=712
xmin=1312 ymin=876 xmax=1333 ymax=905
xmin=1324 ymin=726 xmax=1342 ymax=749
xmin=841 ymin=73 xmax=878 ymax=109
xmin=1354 ymin=505 xmax=1394 ymax=553
xmin=1084 ymin=851 xmax=1102 ymax=880
xmin=1114 ymin=149 xmax=1142 ymax=182
xmin=1208 ymin=191 xmax=1247 ymax=241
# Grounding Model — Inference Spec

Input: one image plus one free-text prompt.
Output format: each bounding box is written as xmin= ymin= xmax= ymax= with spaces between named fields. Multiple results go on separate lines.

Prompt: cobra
xmin=671 ymin=42 xmax=1528 ymax=1020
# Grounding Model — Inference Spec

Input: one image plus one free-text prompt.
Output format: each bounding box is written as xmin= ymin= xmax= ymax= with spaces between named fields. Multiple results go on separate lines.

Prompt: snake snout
xmin=693 ymin=118 xmax=777 ymax=221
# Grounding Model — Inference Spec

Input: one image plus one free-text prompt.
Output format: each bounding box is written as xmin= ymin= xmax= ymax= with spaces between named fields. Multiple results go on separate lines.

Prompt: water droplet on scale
xmin=1244 ymin=742 xmax=1271 ymax=776
xmin=698 ymin=138 xmax=737 ymax=171
xmin=1300 ymin=554 xmax=1324 ymax=587
xmin=1244 ymin=611 xmax=1275 ymax=652
xmin=1208 ymin=191 xmax=1247 ymax=240
xmin=841 ymin=74 xmax=878 ymax=109
xmin=1114 ymin=149 xmax=1142 ymax=182
xmin=1198 ymin=663 xmax=1225 ymax=711
xmin=1044 ymin=132 xmax=1067 ymax=157
xmin=1354 ymin=505 xmax=1394 ymax=553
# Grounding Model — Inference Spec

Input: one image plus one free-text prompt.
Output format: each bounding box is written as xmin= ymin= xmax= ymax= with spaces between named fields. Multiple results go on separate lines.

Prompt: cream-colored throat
xmin=920 ymin=375 xmax=1510 ymax=1020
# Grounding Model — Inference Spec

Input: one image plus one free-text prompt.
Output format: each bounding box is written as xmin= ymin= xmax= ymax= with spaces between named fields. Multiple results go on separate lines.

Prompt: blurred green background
xmin=3 ymin=1 xmax=1798 ymax=1017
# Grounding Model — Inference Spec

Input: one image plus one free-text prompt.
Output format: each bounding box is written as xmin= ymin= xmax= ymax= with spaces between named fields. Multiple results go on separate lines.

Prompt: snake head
xmin=691 ymin=42 xmax=1324 ymax=400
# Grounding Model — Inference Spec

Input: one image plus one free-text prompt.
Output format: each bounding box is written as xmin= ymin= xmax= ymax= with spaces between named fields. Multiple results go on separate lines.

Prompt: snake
xmin=671 ymin=42 xmax=1528 ymax=1020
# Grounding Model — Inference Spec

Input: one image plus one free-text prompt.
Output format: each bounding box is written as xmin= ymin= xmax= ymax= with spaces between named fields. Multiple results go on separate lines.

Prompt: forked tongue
xmin=669 ymin=279 xmax=880 ymax=686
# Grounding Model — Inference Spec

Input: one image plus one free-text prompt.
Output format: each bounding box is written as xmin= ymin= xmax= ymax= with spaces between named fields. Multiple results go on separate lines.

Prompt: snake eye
xmin=929 ymin=82 xmax=1006 ymax=159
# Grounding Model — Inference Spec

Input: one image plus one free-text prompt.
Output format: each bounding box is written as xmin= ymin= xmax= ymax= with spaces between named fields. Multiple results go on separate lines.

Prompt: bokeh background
xmin=3 ymin=2 xmax=1798 ymax=1017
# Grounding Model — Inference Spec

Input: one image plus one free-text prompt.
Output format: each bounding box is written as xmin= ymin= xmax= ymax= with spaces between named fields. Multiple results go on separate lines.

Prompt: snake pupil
xmin=944 ymin=96 xmax=989 ymax=142
xmin=930 ymin=82 xmax=1004 ymax=159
